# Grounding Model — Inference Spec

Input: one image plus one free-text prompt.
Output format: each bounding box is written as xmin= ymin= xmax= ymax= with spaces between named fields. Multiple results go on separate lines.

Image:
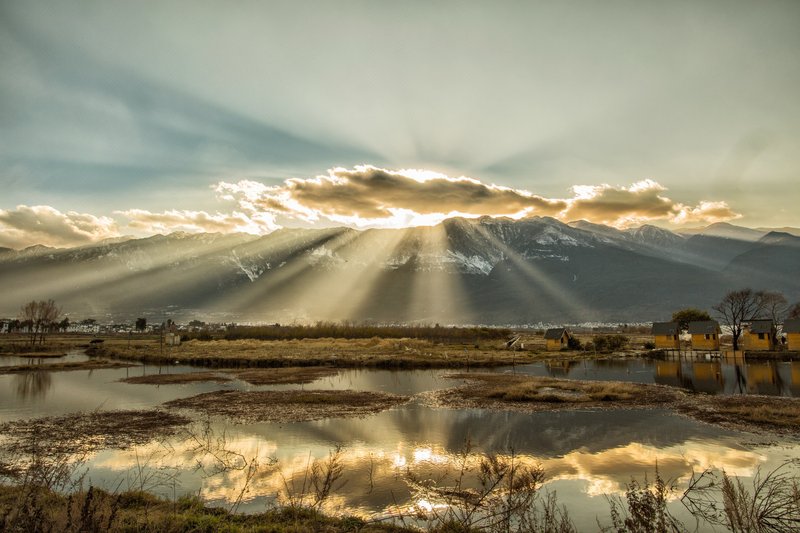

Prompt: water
xmin=0 ymin=350 xmax=91 ymax=367
xmin=511 ymin=356 xmax=800 ymax=396
xmin=1 ymin=354 xmax=799 ymax=531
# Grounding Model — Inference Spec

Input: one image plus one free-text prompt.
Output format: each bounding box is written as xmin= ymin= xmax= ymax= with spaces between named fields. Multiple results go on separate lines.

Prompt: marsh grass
xmin=677 ymin=396 xmax=800 ymax=435
xmin=0 ymin=410 xmax=191 ymax=458
xmin=0 ymin=485 xmax=412 ymax=533
xmin=228 ymin=366 xmax=339 ymax=385
xmin=164 ymin=389 xmax=409 ymax=423
xmin=436 ymin=374 xmax=800 ymax=435
xmin=436 ymin=374 xmax=681 ymax=412
xmin=601 ymin=467 xmax=685 ymax=533
xmin=406 ymin=440 xmax=576 ymax=533
xmin=0 ymin=359 xmax=135 ymax=374
xmin=682 ymin=462 xmax=800 ymax=532
xmin=90 ymin=337 xmax=539 ymax=369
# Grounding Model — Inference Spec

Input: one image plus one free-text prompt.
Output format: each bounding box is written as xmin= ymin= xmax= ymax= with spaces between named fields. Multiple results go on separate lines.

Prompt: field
xmin=87 ymin=337 xmax=548 ymax=368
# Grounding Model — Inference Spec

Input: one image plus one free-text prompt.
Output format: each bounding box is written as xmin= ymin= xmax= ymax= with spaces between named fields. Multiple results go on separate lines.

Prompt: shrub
xmin=591 ymin=335 xmax=629 ymax=353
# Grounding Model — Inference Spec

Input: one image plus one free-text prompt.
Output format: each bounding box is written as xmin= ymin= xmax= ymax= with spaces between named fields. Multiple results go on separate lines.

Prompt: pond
xmin=1 ymin=353 xmax=799 ymax=531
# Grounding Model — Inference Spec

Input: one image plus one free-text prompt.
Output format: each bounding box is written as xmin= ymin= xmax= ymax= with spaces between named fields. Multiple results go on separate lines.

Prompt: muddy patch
xmin=0 ymin=410 xmax=191 ymax=457
xmin=226 ymin=366 xmax=339 ymax=385
xmin=164 ymin=389 xmax=408 ymax=423
xmin=120 ymin=371 xmax=232 ymax=385
xmin=0 ymin=359 xmax=136 ymax=374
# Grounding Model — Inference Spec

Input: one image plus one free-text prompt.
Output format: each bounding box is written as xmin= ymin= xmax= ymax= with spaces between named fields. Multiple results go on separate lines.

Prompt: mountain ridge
xmin=1 ymin=217 xmax=797 ymax=323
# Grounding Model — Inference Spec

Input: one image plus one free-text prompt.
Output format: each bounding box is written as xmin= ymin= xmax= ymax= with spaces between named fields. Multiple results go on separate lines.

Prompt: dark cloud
xmin=279 ymin=167 xmax=566 ymax=218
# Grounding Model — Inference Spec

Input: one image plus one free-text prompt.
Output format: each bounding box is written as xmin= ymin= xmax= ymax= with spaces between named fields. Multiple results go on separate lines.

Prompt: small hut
xmin=688 ymin=320 xmax=721 ymax=351
xmin=784 ymin=318 xmax=800 ymax=351
xmin=544 ymin=328 xmax=571 ymax=351
xmin=744 ymin=320 xmax=776 ymax=351
xmin=651 ymin=322 xmax=680 ymax=349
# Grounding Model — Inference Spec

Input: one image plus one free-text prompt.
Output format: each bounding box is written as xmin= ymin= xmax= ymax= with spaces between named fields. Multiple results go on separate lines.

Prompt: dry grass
xmin=677 ymin=395 xmax=800 ymax=436
xmin=90 ymin=337 xmax=542 ymax=369
xmin=431 ymin=373 xmax=683 ymax=412
xmin=0 ymin=359 xmax=136 ymax=374
xmin=119 ymin=372 xmax=232 ymax=385
xmin=0 ymin=410 xmax=191 ymax=457
xmin=227 ymin=366 xmax=339 ymax=385
xmin=164 ymin=389 xmax=409 ymax=423
xmin=0 ymin=485 xmax=411 ymax=533
xmin=433 ymin=373 xmax=800 ymax=436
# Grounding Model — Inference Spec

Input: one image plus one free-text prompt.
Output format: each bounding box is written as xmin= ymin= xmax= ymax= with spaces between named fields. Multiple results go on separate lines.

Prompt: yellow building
xmin=744 ymin=320 xmax=775 ymax=351
xmin=688 ymin=320 xmax=721 ymax=351
xmin=651 ymin=322 xmax=680 ymax=349
xmin=784 ymin=318 xmax=800 ymax=351
xmin=544 ymin=328 xmax=571 ymax=351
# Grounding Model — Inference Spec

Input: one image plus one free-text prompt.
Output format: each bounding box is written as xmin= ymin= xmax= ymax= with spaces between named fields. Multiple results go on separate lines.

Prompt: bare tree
xmin=19 ymin=301 xmax=39 ymax=347
xmin=18 ymin=300 xmax=62 ymax=348
xmin=37 ymin=299 xmax=61 ymax=346
xmin=713 ymin=289 xmax=768 ymax=350
xmin=788 ymin=302 xmax=800 ymax=320
xmin=760 ymin=291 xmax=788 ymax=325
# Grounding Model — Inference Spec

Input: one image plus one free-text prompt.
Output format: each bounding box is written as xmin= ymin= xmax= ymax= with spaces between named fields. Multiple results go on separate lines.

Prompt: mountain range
xmin=1 ymin=219 xmax=798 ymax=324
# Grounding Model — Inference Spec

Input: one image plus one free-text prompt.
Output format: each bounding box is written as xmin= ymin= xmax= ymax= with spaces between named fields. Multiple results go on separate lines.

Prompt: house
xmin=651 ymin=322 xmax=680 ymax=349
xmin=744 ymin=319 xmax=776 ymax=351
xmin=688 ymin=320 xmax=720 ymax=350
xmin=784 ymin=318 xmax=800 ymax=351
xmin=165 ymin=332 xmax=181 ymax=346
xmin=544 ymin=328 xmax=571 ymax=351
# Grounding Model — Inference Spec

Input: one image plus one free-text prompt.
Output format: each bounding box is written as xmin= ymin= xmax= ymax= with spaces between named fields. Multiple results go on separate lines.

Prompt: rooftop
xmin=688 ymin=321 xmax=720 ymax=334
xmin=544 ymin=328 xmax=568 ymax=340
xmin=748 ymin=320 xmax=774 ymax=334
xmin=652 ymin=322 xmax=679 ymax=335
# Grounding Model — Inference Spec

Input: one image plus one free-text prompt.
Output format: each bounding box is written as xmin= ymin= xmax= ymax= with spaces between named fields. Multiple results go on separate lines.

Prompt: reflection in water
xmin=2 ymin=357 xmax=800 ymax=529
xmin=651 ymin=358 xmax=800 ymax=396
xmin=14 ymin=371 xmax=52 ymax=400
xmin=85 ymin=412 xmax=784 ymax=529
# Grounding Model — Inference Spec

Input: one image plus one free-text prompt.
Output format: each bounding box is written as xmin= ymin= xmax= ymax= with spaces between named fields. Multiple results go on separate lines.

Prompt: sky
xmin=1 ymin=0 xmax=799 ymax=249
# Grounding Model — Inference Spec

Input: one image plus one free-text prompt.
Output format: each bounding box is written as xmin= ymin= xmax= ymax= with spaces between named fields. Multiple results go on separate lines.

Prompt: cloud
xmin=0 ymin=205 xmax=119 ymax=249
xmin=672 ymin=201 xmax=742 ymax=225
xmin=561 ymin=179 xmax=741 ymax=227
xmin=0 ymin=167 xmax=743 ymax=248
xmin=116 ymin=209 xmax=277 ymax=235
xmin=216 ymin=165 xmax=567 ymax=228
xmin=216 ymin=166 xmax=741 ymax=229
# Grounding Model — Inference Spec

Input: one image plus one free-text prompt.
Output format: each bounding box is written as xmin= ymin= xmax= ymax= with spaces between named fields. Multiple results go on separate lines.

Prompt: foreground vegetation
xmin=0 ymin=485 xmax=411 ymax=533
xmin=2 ymin=449 xmax=798 ymax=533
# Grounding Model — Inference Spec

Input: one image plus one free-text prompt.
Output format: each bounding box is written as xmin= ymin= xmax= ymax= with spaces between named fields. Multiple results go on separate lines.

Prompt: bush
xmin=643 ymin=341 xmax=656 ymax=350
xmin=567 ymin=336 xmax=582 ymax=350
xmin=591 ymin=335 xmax=629 ymax=353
